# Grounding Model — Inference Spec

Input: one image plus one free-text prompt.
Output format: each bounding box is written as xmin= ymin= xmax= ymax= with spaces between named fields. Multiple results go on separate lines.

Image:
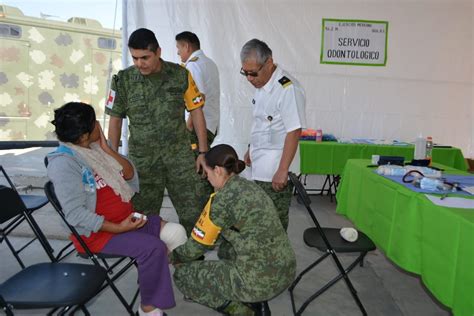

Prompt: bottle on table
xmin=315 ymin=128 xmax=323 ymax=142
xmin=426 ymin=136 xmax=433 ymax=165
xmin=414 ymin=134 xmax=426 ymax=159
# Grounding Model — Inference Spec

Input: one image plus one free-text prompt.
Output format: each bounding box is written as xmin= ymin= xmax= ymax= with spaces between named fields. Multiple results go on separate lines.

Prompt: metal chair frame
xmin=0 ymin=165 xmax=55 ymax=268
xmin=288 ymin=172 xmax=375 ymax=316
xmin=44 ymin=181 xmax=139 ymax=315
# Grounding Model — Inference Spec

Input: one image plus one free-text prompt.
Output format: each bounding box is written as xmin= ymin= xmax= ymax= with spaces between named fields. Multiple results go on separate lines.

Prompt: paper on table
xmin=425 ymin=195 xmax=474 ymax=209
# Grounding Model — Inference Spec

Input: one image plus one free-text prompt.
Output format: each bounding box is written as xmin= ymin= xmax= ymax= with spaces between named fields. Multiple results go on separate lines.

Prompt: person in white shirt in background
xmin=240 ymin=38 xmax=306 ymax=231
xmin=176 ymin=31 xmax=220 ymax=149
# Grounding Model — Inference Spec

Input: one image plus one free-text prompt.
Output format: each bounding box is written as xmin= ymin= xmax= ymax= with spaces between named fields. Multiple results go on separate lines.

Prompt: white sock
xmin=160 ymin=222 xmax=187 ymax=251
xmin=139 ymin=305 xmax=163 ymax=316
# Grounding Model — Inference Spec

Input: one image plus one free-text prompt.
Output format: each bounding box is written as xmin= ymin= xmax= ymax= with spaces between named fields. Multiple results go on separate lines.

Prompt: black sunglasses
xmin=240 ymin=59 xmax=268 ymax=77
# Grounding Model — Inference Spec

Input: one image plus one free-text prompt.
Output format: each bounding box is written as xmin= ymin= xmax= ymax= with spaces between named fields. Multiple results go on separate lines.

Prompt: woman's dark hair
xmin=51 ymin=102 xmax=96 ymax=143
xmin=205 ymin=144 xmax=245 ymax=175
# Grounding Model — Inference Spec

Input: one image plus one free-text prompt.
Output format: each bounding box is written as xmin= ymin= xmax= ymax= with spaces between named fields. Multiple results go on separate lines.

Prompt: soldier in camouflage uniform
xmin=170 ymin=144 xmax=296 ymax=315
xmin=105 ymin=28 xmax=209 ymax=234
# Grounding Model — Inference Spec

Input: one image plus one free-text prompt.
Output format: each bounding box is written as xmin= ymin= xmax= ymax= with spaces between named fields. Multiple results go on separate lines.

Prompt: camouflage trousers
xmin=189 ymin=128 xmax=216 ymax=151
xmin=217 ymin=239 xmax=236 ymax=261
xmin=189 ymin=128 xmax=216 ymax=201
xmin=173 ymin=260 xmax=256 ymax=315
xmin=131 ymin=146 xmax=209 ymax=235
xmin=255 ymin=180 xmax=293 ymax=231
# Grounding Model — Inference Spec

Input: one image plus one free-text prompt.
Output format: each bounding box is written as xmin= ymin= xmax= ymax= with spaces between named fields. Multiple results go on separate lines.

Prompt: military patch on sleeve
xmin=189 ymin=56 xmax=199 ymax=62
xmin=278 ymin=76 xmax=292 ymax=88
xmin=192 ymin=95 xmax=203 ymax=105
xmin=105 ymin=89 xmax=115 ymax=109
xmin=191 ymin=193 xmax=222 ymax=246
xmin=184 ymin=72 xmax=204 ymax=111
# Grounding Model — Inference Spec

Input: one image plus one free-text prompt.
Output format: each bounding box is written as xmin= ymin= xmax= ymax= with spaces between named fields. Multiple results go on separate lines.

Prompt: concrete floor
xmin=0 ymin=147 xmax=451 ymax=315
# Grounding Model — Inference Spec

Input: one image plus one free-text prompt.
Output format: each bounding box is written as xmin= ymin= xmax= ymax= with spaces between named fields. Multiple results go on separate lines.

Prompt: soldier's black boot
xmin=247 ymin=301 xmax=271 ymax=316
xmin=216 ymin=300 xmax=232 ymax=315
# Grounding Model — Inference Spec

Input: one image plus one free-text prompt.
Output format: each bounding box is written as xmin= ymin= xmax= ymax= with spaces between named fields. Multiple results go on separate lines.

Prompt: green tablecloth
xmin=300 ymin=141 xmax=468 ymax=174
xmin=336 ymin=159 xmax=474 ymax=316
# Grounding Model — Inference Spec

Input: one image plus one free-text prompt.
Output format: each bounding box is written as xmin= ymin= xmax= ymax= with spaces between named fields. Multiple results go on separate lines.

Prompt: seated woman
xmin=170 ymin=144 xmax=296 ymax=315
xmin=47 ymin=102 xmax=186 ymax=316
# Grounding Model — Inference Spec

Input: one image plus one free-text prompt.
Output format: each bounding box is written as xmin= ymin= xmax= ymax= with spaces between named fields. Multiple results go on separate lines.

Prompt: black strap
xmin=215 ymin=300 xmax=232 ymax=314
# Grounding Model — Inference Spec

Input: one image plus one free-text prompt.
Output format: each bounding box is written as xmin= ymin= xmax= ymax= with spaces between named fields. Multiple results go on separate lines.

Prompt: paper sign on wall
xmin=321 ymin=19 xmax=388 ymax=66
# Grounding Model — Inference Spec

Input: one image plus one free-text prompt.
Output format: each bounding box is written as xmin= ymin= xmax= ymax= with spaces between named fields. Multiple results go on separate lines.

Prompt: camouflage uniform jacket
xmin=171 ymin=175 xmax=296 ymax=298
xmin=105 ymin=60 xmax=204 ymax=156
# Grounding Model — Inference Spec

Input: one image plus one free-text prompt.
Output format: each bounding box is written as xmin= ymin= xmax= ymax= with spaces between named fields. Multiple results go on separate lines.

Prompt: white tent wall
xmin=472 ymin=0 xmax=474 ymax=161
xmin=124 ymin=0 xmax=474 ymax=167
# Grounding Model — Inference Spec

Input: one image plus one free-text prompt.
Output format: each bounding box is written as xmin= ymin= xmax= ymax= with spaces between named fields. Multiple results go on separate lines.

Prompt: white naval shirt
xmin=184 ymin=50 xmax=221 ymax=135
xmin=249 ymin=65 xmax=306 ymax=182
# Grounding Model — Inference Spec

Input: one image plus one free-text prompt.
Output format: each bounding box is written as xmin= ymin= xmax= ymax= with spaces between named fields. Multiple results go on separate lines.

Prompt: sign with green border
xmin=321 ymin=18 xmax=388 ymax=66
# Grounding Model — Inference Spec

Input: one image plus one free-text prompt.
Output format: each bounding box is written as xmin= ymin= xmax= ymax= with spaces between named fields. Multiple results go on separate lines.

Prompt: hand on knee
xmin=160 ymin=222 xmax=187 ymax=252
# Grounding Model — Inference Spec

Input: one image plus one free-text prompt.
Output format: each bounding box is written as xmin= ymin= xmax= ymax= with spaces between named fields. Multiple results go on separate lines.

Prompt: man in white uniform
xmin=176 ymin=31 xmax=220 ymax=148
xmin=240 ymin=38 xmax=306 ymax=231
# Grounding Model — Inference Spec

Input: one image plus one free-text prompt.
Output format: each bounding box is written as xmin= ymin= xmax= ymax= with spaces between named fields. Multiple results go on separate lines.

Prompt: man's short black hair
xmin=128 ymin=28 xmax=160 ymax=52
xmin=175 ymin=31 xmax=200 ymax=50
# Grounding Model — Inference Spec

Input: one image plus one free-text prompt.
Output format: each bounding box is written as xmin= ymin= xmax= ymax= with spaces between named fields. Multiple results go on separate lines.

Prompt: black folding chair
xmin=35 ymin=157 xmax=76 ymax=262
xmin=0 ymin=262 xmax=107 ymax=315
xmin=0 ymin=180 xmax=56 ymax=269
xmin=44 ymin=181 xmax=139 ymax=315
xmin=288 ymin=172 xmax=376 ymax=316
xmin=0 ymin=165 xmax=54 ymax=268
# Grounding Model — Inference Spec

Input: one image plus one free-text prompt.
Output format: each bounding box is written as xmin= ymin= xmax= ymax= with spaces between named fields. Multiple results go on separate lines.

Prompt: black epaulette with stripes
xmin=278 ymin=76 xmax=292 ymax=88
